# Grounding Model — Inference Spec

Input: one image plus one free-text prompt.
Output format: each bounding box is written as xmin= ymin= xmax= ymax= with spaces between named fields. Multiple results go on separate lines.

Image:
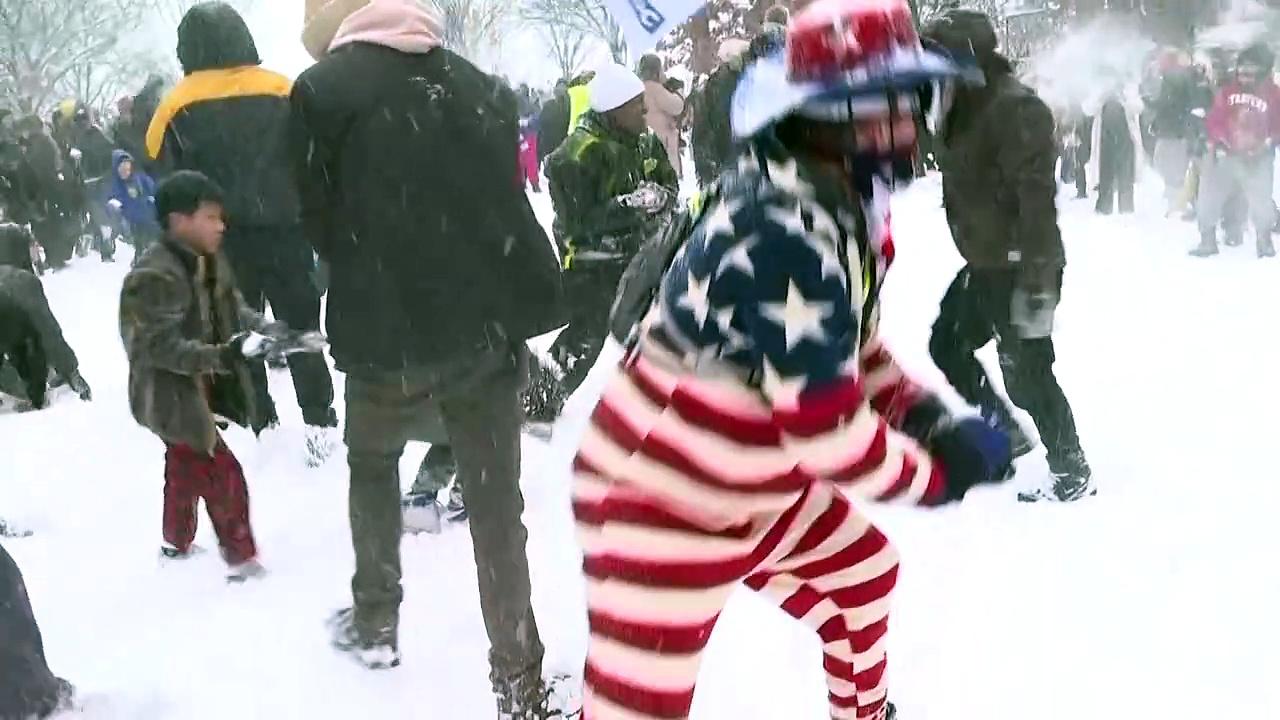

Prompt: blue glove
xmin=929 ymin=417 xmax=1014 ymax=502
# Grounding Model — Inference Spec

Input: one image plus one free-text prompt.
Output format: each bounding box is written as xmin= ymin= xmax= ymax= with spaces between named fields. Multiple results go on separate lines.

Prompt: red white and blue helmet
xmin=731 ymin=0 xmax=976 ymax=139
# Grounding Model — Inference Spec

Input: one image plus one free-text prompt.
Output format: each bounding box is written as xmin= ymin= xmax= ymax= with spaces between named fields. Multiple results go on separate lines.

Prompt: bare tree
xmin=0 ymin=0 xmax=156 ymax=115
xmin=521 ymin=0 xmax=628 ymax=64
xmin=434 ymin=0 xmax=514 ymax=62
xmin=541 ymin=22 xmax=591 ymax=79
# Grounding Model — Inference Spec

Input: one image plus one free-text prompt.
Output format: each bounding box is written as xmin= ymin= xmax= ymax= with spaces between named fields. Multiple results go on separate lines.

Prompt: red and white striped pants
xmin=574 ymin=475 xmax=899 ymax=720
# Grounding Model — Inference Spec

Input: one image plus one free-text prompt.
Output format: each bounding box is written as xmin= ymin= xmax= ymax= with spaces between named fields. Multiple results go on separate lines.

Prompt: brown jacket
xmin=119 ymin=240 xmax=265 ymax=454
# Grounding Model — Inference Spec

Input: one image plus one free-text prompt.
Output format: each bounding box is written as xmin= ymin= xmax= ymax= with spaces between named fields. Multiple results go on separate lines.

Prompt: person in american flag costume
xmin=571 ymin=1 xmax=1015 ymax=719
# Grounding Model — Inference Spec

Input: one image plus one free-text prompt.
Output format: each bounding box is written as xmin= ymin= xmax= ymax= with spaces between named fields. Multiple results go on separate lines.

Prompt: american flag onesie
xmin=573 ymin=138 xmax=961 ymax=720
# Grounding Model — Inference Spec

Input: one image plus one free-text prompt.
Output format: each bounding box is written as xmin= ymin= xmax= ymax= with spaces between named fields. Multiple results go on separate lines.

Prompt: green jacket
xmin=545 ymin=111 xmax=678 ymax=261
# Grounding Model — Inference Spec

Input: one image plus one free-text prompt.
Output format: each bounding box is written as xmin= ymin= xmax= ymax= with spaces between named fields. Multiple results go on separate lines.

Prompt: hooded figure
xmin=924 ymin=9 xmax=1093 ymax=502
xmin=148 ymin=2 xmax=338 ymax=447
xmin=292 ymin=2 xmax=567 ymax=714
xmin=106 ymin=150 xmax=160 ymax=262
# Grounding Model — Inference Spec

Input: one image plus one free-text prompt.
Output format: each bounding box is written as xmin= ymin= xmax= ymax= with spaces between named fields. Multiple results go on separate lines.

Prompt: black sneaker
xmin=328 ymin=608 xmax=401 ymax=670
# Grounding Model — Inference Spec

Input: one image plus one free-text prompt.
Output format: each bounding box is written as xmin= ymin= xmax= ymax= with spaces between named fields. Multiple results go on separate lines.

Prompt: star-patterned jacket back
xmin=642 ymin=138 xmax=885 ymax=403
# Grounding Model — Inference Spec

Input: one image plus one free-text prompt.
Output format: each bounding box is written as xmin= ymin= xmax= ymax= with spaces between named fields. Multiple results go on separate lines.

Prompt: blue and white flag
xmin=602 ymin=0 xmax=706 ymax=56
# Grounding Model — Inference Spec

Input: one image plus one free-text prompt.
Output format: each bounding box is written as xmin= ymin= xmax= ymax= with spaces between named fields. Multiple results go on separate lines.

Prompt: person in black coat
xmin=0 ymin=543 xmax=74 ymax=720
xmin=293 ymin=0 xmax=564 ymax=712
xmin=148 ymin=2 xmax=337 ymax=448
xmin=0 ymin=224 xmax=91 ymax=409
xmin=924 ymin=9 xmax=1092 ymax=503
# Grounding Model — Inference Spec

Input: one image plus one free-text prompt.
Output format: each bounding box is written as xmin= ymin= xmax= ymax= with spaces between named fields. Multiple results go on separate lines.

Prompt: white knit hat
xmin=588 ymin=63 xmax=645 ymax=113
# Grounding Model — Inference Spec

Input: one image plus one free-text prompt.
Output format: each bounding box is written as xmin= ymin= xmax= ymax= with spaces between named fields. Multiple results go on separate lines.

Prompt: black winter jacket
xmin=936 ymin=63 xmax=1066 ymax=270
xmin=146 ymin=3 xmax=299 ymax=228
xmin=289 ymin=44 xmax=565 ymax=374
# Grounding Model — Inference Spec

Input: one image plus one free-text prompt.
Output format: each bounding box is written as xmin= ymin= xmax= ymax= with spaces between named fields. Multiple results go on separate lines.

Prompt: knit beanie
xmin=588 ymin=63 xmax=646 ymax=113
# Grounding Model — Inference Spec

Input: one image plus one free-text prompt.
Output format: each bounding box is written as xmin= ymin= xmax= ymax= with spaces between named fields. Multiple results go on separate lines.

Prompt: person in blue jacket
xmin=105 ymin=150 xmax=160 ymax=265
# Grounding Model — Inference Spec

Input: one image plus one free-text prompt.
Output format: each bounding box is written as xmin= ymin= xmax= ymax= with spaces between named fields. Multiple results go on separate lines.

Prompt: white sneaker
xmin=226 ymin=558 xmax=267 ymax=583
xmin=305 ymin=425 xmax=338 ymax=468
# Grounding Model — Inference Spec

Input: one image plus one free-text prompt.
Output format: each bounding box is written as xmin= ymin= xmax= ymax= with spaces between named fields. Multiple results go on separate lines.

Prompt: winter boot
xmin=1189 ymin=231 xmax=1220 ymax=257
xmin=305 ymin=408 xmax=340 ymax=468
xmin=1257 ymin=232 xmax=1276 ymax=258
xmin=523 ymin=357 xmax=566 ymax=425
xmin=329 ymin=608 xmax=401 ymax=670
xmin=1018 ymin=450 xmax=1094 ymax=503
xmin=979 ymin=401 xmax=1036 ymax=459
xmin=495 ymin=671 xmax=582 ymax=719
xmin=226 ymin=558 xmax=267 ymax=584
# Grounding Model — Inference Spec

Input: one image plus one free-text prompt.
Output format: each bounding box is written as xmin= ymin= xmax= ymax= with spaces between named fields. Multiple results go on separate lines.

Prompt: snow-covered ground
xmin=3 ymin=175 xmax=1279 ymax=719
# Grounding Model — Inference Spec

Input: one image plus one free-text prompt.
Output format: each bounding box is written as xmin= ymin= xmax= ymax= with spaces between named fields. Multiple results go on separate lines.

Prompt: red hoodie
xmin=1205 ymin=80 xmax=1280 ymax=154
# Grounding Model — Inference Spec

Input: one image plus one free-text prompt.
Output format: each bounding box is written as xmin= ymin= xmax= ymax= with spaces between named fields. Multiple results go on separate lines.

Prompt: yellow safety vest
xmin=567 ymin=85 xmax=591 ymax=134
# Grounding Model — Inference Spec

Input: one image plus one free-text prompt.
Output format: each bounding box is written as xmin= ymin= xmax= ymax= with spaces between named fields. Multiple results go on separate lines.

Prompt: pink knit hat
xmin=303 ymin=0 xmax=442 ymax=61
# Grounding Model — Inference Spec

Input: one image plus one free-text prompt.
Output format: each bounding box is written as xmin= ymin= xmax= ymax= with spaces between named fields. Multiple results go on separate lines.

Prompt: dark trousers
xmin=30 ymin=215 xmax=75 ymax=269
xmin=929 ymin=267 xmax=1084 ymax=473
xmin=549 ymin=261 xmax=626 ymax=398
xmin=163 ymin=441 xmax=258 ymax=565
xmin=0 ymin=544 xmax=65 ymax=719
xmin=1096 ymin=140 xmax=1136 ymax=214
xmin=343 ymin=348 xmax=544 ymax=684
xmin=223 ymin=225 xmax=334 ymax=427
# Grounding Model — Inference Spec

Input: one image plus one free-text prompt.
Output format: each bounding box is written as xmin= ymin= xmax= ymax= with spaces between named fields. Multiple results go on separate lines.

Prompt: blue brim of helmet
xmin=731 ymin=47 xmax=976 ymax=140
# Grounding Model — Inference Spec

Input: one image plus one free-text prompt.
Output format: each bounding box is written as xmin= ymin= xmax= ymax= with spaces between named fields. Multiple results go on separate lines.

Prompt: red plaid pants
xmin=163 ymin=440 xmax=258 ymax=565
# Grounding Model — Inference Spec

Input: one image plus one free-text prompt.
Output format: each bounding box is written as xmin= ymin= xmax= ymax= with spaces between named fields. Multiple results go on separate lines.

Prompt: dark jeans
xmin=929 ymin=267 xmax=1084 ymax=473
xmin=1096 ymin=141 xmax=1135 ymax=214
xmin=0 ymin=544 xmax=65 ymax=719
xmin=223 ymin=224 xmax=335 ymax=427
xmin=549 ymin=260 xmax=626 ymax=398
xmin=343 ymin=347 xmax=544 ymax=684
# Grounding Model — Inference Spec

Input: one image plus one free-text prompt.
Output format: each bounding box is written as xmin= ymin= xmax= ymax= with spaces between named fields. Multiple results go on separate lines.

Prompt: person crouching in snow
xmin=105 ymin=150 xmax=160 ymax=266
xmin=0 ymin=223 xmax=91 ymax=410
xmin=571 ymin=2 xmax=1013 ymax=719
xmin=118 ymin=171 xmax=290 ymax=582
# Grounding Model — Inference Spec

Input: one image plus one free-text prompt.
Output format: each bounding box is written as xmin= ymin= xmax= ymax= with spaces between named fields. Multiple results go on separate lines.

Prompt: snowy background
xmin=3 ymin=173 xmax=1280 ymax=719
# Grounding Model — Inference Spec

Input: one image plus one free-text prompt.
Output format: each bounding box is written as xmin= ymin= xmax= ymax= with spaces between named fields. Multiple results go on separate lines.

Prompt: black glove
xmin=929 ymin=417 xmax=1014 ymax=503
xmin=68 ymin=371 xmax=91 ymax=401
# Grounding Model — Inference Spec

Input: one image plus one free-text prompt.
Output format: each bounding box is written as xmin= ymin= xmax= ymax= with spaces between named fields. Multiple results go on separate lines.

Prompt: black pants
xmin=223 ymin=225 xmax=335 ymax=428
xmin=1096 ymin=138 xmax=1136 ymax=214
xmin=548 ymin=260 xmax=626 ymax=399
xmin=344 ymin=348 xmax=544 ymax=686
xmin=30 ymin=215 xmax=76 ymax=269
xmin=0 ymin=543 xmax=65 ymax=719
xmin=929 ymin=267 xmax=1084 ymax=473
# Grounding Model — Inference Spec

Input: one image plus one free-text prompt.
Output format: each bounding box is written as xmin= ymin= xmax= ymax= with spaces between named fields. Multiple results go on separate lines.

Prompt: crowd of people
xmin=8 ymin=0 xmax=1241 ymax=718
xmin=1055 ymin=39 xmax=1280 ymax=258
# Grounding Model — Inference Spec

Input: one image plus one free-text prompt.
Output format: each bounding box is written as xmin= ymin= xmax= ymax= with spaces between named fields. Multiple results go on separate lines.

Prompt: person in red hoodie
xmin=1192 ymin=42 xmax=1280 ymax=258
